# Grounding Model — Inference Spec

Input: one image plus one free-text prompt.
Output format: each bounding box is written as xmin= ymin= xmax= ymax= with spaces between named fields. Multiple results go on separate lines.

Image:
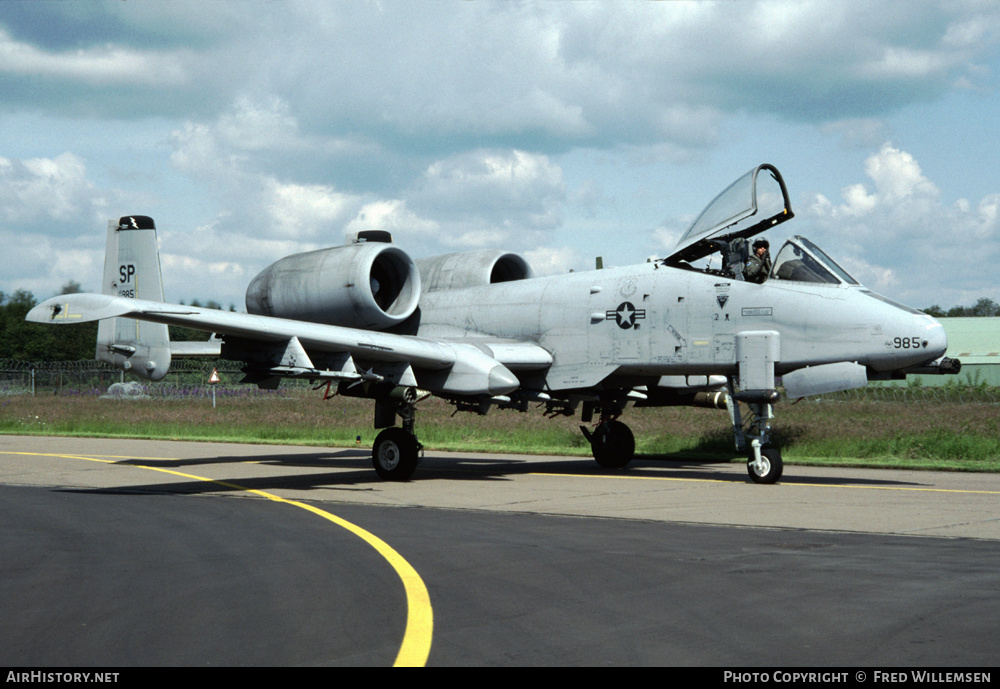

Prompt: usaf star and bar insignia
xmin=605 ymin=301 xmax=646 ymax=329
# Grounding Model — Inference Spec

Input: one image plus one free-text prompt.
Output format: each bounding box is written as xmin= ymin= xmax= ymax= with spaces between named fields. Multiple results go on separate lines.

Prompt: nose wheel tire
xmin=747 ymin=447 xmax=782 ymax=484
xmin=372 ymin=427 xmax=419 ymax=481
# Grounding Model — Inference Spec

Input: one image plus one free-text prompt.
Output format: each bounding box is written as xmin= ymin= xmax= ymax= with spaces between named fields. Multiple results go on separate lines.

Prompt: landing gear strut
xmin=727 ymin=377 xmax=782 ymax=484
xmin=371 ymin=395 xmax=422 ymax=481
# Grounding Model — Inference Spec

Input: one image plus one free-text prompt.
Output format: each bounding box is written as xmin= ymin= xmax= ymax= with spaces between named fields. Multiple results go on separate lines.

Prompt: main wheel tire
xmin=747 ymin=447 xmax=782 ymax=484
xmin=591 ymin=420 xmax=635 ymax=469
xmin=372 ymin=427 xmax=419 ymax=481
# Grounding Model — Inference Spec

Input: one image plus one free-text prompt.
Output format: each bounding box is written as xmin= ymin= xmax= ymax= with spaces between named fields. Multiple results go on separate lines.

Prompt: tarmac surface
xmin=2 ymin=434 xmax=998 ymax=666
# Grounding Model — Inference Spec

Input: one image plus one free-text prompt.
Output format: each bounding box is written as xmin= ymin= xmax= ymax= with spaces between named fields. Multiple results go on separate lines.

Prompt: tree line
xmin=921 ymin=298 xmax=1000 ymax=318
xmin=1 ymin=286 xmax=997 ymax=362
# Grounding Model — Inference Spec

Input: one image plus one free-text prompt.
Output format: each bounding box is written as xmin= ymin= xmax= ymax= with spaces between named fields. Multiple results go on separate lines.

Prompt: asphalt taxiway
xmin=2 ymin=435 xmax=998 ymax=666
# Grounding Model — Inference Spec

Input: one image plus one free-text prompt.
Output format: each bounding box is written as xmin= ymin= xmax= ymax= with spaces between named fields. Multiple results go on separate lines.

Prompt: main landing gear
xmin=372 ymin=427 xmax=420 ymax=481
xmin=581 ymin=409 xmax=636 ymax=469
xmin=371 ymin=393 xmax=422 ymax=481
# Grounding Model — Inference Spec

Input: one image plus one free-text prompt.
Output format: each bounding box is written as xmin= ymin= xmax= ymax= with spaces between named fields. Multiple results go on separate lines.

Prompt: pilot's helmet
xmin=752 ymin=239 xmax=769 ymax=251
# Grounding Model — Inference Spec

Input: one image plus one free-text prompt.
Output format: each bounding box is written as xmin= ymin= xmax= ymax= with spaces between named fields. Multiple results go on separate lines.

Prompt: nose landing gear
xmin=747 ymin=443 xmax=783 ymax=484
xmin=728 ymin=377 xmax=782 ymax=484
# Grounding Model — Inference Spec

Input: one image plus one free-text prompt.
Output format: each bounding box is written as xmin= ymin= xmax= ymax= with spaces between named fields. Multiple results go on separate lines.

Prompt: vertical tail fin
xmin=96 ymin=216 xmax=172 ymax=381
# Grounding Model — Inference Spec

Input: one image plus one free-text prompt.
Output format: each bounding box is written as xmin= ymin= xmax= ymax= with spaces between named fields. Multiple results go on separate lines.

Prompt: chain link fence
xmin=3 ymin=358 xmax=998 ymax=404
xmin=0 ymin=358 xmax=311 ymax=399
xmin=818 ymin=383 xmax=1000 ymax=405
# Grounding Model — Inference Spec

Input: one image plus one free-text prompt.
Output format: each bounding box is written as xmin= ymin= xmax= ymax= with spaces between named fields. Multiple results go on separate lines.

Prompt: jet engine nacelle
xmin=415 ymin=249 xmax=533 ymax=293
xmin=245 ymin=243 xmax=421 ymax=330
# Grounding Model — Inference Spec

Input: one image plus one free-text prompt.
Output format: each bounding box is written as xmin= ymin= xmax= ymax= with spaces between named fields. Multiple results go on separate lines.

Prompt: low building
xmin=935 ymin=317 xmax=1000 ymax=386
xmin=881 ymin=317 xmax=1000 ymax=387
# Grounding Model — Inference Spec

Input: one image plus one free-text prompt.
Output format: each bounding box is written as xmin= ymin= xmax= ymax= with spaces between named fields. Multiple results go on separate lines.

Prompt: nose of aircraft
xmin=872 ymin=310 xmax=949 ymax=372
xmin=923 ymin=316 xmax=948 ymax=360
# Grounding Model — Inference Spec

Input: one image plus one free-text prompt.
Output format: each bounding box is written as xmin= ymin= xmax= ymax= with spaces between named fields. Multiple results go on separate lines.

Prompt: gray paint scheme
xmin=27 ymin=166 xmax=954 ymax=481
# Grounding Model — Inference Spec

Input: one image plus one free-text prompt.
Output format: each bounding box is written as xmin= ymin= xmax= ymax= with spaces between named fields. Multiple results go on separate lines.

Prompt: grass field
xmin=3 ymin=388 xmax=998 ymax=472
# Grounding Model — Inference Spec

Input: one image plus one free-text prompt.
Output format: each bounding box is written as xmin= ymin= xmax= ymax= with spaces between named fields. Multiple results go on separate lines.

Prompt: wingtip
xmin=25 ymin=299 xmax=66 ymax=323
xmin=25 ymin=293 xmax=125 ymax=324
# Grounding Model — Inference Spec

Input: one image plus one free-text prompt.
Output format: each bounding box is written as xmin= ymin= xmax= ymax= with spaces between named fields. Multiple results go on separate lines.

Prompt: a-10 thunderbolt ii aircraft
xmin=28 ymin=164 xmax=959 ymax=483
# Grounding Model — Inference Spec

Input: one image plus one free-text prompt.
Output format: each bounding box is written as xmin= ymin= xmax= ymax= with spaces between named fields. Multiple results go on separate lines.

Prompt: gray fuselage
xmin=416 ymin=262 xmax=947 ymax=391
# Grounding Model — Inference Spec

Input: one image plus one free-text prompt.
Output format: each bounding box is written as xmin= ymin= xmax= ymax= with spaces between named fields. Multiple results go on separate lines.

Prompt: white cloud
xmin=808 ymin=144 xmax=939 ymax=221
xmin=168 ymin=98 xmax=368 ymax=246
xmin=0 ymin=229 xmax=103 ymax=299
xmin=158 ymin=99 xmax=575 ymax=300
xmin=523 ymin=245 xmax=578 ymax=276
xmin=3 ymin=1 xmax=999 ymax=311
xmin=821 ymin=118 xmax=892 ymax=149
xmin=11 ymin=2 xmax=995 ymax=148
xmin=0 ymin=27 xmax=188 ymax=85
xmin=417 ymin=150 xmax=564 ymax=214
xmin=802 ymin=144 xmax=998 ymax=307
xmin=410 ymin=149 xmax=566 ymax=239
xmin=266 ymin=180 xmax=358 ymax=241
xmin=216 ymin=96 xmax=299 ymax=151
xmin=650 ymin=225 xmax=685 ymax=255
xmin=864 ymin=144 xmax=939 ymax=204
xmin=345 ymin=200 xmax=440 ymax=243
xmin=0 ymin=152 xmax=112 ymax=229
xmin=156 ymin=218 xmax=320 ymax=305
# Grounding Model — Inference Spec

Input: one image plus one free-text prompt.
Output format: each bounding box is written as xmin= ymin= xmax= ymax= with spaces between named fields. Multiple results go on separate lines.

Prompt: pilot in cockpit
xmin=743 ymin=239 xmax=771 ymax=283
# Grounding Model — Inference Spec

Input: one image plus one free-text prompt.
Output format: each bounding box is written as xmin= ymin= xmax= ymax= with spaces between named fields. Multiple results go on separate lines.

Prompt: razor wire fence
xmin=814 ymin=384 xmax=1000 ymax=405
xmin=0 ymin=358 xmax=314 ymax=399
xmin=2 ymin=358 xmax=998 ymax=405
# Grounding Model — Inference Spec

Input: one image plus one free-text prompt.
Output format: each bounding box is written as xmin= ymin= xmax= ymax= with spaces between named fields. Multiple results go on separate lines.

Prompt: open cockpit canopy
xmin=666 ymin=164 xmax=793 ymax=265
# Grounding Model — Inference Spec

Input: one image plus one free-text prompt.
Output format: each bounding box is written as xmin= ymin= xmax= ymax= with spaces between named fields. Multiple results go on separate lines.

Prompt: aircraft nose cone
xmin=925 ymin=318 xmax=948 ymax=360
xmin=866 ymin=306 xmax=950 ymax=373
xmin=487 ymin=364 xmax=519 ymax=395
xmin=885 ymin=313 xmax=948 ymax=370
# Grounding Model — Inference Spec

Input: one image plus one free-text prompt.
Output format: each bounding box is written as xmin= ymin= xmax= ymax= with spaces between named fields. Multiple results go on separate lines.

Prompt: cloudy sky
xmin=1 ymin=1 xmax=998 ymax=312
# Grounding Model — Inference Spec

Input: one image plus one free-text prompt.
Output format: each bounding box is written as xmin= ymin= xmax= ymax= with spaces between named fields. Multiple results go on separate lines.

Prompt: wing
xmin=27 ymin=293 xmax=552 ymax=396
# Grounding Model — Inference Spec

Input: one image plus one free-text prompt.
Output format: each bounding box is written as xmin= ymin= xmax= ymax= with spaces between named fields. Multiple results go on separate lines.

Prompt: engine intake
xmin=415 ymin=249 xmax=533 ymax=293
xmin=246 ymin=243 xmax=420 ymax=330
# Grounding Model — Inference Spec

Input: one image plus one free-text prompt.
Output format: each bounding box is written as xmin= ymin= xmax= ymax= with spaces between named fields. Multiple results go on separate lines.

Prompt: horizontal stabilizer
xmin=170 ymin=338 xmax=222 ymax=358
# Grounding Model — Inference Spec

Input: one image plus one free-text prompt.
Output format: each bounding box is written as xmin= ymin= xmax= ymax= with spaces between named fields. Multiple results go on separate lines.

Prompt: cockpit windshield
xmin=770 ymin=236 xmax=859 ymax=285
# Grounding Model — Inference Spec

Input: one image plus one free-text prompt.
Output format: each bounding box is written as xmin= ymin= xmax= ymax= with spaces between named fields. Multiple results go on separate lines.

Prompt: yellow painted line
xmin=780 ymin=481 xmax=1000 ymax=495
xmin=4 ymin=451 xmax=177 ymax=461
xmin=528 ymin=471 xmax=1000 ymax=494
xmin=4 ymin=451 xmax=290 ymax=466
xmin=531 ymin=472 xmax=730 ymax=485
xmin=4 ymin=451 xmax=433 ymax=667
